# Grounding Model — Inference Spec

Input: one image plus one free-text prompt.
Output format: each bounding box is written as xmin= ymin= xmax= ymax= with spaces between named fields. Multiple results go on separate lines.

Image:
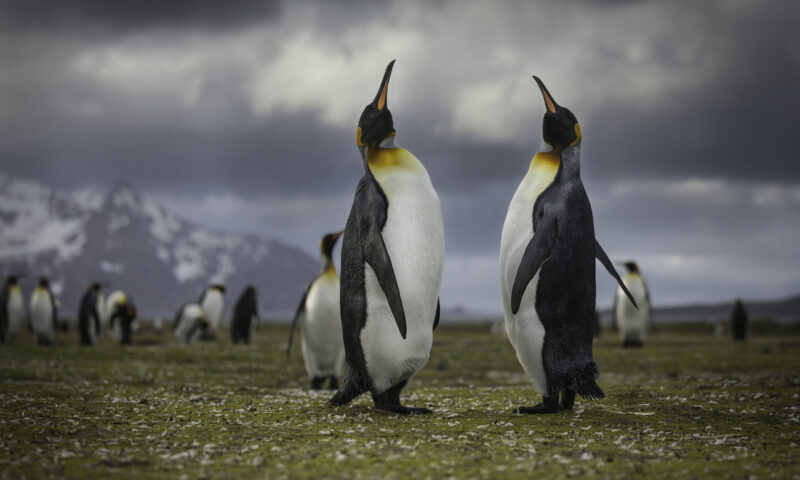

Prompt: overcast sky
xmin=1 ymin=0 xmax=799 ymax=313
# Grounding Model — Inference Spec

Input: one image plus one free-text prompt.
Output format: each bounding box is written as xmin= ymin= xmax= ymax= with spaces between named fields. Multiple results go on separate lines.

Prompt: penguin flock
xmin=2 ymin=61 xmax=756 ymax=416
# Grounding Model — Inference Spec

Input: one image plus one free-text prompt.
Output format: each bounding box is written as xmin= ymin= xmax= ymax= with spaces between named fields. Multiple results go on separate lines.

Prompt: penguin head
xmin=38 ymin=277 xmax=50 ymax=288
xmin=89 ymin=282 xmax=103 ymax=291
xmin=356 ymin=60 xmax=396 ymax=158
xmin=320 ymin=231 xmax=343 ymax=260
xmin=212 ymin=284 xmax=226 ymax=295
xmin=6 ymin=274 xmax=21 ymax=285
xmin=533 ymin=76 xmax=581 ymax=149
xmin=617 ymin=261 xmax=639 ymax=274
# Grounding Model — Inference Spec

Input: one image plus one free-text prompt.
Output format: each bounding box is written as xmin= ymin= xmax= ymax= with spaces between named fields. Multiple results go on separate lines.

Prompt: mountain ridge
xmin=0 ymin=171 xmax=318 ymax=320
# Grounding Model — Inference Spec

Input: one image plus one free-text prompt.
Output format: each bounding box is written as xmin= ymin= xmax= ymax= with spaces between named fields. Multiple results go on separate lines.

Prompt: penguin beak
xmin=533 ymin=76 xmax=557 ymax=113
xmin=372 ymin=60 xmax=396 ymax=111
xmin=333 ymin=230 xmax=343 ymax=241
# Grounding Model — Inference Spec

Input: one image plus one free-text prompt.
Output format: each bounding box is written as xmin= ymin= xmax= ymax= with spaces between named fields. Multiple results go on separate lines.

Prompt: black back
xmin=78 ymin=284 xmax=101 ymax=345
xmin=731 ymin=299 xmax=748 ymax=340
xmin=532 ymin=148 xmax=603 ymax=398
xmin=0 ymin=277 xmax=12 ymax=342
xmin=231 ymin=286 xmax=258 ymax=344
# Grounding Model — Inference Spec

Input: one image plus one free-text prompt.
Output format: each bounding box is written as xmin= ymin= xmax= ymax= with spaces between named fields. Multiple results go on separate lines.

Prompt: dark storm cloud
xmin=1 ymin=0 xmax=799 ymax=311
xmin=0 ymin=0 xmax=283 ymax=32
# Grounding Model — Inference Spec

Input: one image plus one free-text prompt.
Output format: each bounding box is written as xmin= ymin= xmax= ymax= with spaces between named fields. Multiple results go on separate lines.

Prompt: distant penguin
xmin=78 ymin=283 xmax=103 ymax=346
xmin=499 ymin=77 xmax=637 ymax=414
xmin=173 ymin=303 xmax=207 ymax=345
xmin=287 ymin=232 xmax=344 ymax=390
xmin=331 ymin=61 xmax=445 ymax=414
xmin=96 ymin=290 xmax=106 ymax=331
xmin=30 ymin=277 xmax=58 ymax=345
xmin=106 ymin=290 xmax=137 ymax=344
xmin=198 ymin=285 xmax=225 ymax=340
xmin=1 ymin=274 xmax=25 ymax=344
xmin=231 ymin=286 xmax=259 ymax=345
xmin=731 ymin=299 xmax=748 ymax=340
xmin=615 ymin=261 xmax=651 ymax=348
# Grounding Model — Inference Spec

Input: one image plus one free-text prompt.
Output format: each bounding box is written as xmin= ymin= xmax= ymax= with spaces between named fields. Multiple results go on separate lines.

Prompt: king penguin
xmin=330 ymin=61 xmax=445 ymax=414
xmin=105 ymin=290 xmax=137 ymax=344
xmin=614 ymin=261 xmax=650 ymax=348
xmin=231 ymin=285 xmax=259 ymax=345
xmin=173 ymin=303 xmax=207 ymax=345
xmin=287 ymin=231 xmax=345 ymax=390
xmin=499 ymin=76 xmax=637 ymax=414
xmin=731 ymin=299 xmax=748 ymax=340
xmin=198 ymin=284 xmax=225 ymax=340
xmin=78 ymin=282 xmax=104 ymax=346
xmin=30 ymin=277 xmax=58 ymax=346
xmin=1 ymin=274 xmax=25 ymax=344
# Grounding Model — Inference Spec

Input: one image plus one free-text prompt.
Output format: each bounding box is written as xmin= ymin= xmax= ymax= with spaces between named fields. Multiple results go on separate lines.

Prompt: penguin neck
xmin=320 ymin=255 xmax=336 ymax=276
xmin=557 ymin=144 xmax=581 ymax=179
xmin=363 ymin=135 xmax=400 ymax=173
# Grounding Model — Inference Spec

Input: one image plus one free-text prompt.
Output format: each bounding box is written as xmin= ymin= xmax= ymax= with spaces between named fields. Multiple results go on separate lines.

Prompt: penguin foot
xmin=513 ymin=403 xmax=559 ymax=414
xmin=327 ymin=375 xmax=339 ymax=391
xmin=311 ymin=377 xmax=325 ymax=390
xmin=514 ymin=395 xmax=559 ymax=414
xmin=376 ymin=404 xmax=432 ymax=415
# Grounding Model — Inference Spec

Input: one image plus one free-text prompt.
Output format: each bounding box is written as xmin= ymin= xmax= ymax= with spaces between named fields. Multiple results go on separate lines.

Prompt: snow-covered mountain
xmin=0 ymin=172 xmax=318 ymax=320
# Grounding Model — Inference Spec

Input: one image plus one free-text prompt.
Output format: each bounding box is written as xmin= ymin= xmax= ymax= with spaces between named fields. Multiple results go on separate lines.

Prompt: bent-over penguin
xmin=287 ymin=231 xmax=345 ymax=390
xmin=499 ymin=76 xmax=637 ymax=414
xmin=331 ymin=61 xmax=445 ymax=414
xmin=173 ymin=303 xmax=207 ymax=345
xmin=106 ymin=290 xmax=137 ymax=344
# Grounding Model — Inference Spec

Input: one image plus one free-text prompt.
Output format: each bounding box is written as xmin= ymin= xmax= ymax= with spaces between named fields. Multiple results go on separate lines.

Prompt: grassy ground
xmin=1 ymin=323 xmax=798 ymax=479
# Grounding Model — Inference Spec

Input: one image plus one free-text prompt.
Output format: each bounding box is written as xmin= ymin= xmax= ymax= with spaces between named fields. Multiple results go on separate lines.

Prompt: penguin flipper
xmin=511 ymin=220 xmax=556 ymax=315
xmin=433 ymin=298 xmax=440 ymax=331
xmin=595 ymin=240 xmax=638 ymax=309
xmin=361 ymin=219 xmax=407 ymax=339
xmin=286 ymin=280 xmax=312 ymax=357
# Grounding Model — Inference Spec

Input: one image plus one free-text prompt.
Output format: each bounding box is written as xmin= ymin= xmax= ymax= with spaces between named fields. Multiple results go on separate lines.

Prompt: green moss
xmin=1 ymin=325 xmax=798 ymax=479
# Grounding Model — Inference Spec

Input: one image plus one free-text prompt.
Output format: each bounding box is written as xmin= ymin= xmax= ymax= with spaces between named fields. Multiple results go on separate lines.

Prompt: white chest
xmin=616 ymin=275 xmax=649 ymax=338
xmin=30 ymin=290 xmax=53 ymax=330
xmin=7 ymin=289 xmax=24 ymax=320
xmin=360 ymin=160 xmax=444 ymax=393
xmin=201 ymin=291 xmax=224 ymax=329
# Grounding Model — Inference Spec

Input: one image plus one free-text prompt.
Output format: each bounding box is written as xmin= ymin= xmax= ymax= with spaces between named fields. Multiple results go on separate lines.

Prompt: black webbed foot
xmin=311 ymin=376 xmax=325 ymax=390
xmin=513 ymin=395 xmax=559 ymax=414
xmin=376 ymin=404 xmax=432 ymax=415
xmin=327 ymin=375 xmax=339 ymax=390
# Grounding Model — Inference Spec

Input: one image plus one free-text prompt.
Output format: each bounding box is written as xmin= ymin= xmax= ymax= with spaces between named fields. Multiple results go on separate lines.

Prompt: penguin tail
xmin=569 ymin=362 xmax=606 ymax=401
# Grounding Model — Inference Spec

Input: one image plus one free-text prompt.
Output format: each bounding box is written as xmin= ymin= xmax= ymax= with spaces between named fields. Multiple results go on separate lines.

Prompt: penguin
xmin=198 ymin=284 xmax=225 ymax=340
xmin=1 ymin=274 xmax=25 ymax=344
xmin=330 ymin=61 xmax=445 ymax=414
xmin=173 ymin=303 xmax=207 ymax=345
xmin=731 ymin=299 xmax=748 ymax=341
xmin=499 ymin=76 xmax=637 ymax=414
xmin=231 ymin=285 xmax=259 ymax=345
xmin=29 ymin=277 xmax=58 ymax=346
xmin=614 ymin=261 xmax=651 ymax=348
xmin=105 ymin=290 xmax=137 ymax=344
xmin=287 ymin=232 xmax=344 ymax=390
xmin=78 ymin=282 xmax=103 ymax=346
